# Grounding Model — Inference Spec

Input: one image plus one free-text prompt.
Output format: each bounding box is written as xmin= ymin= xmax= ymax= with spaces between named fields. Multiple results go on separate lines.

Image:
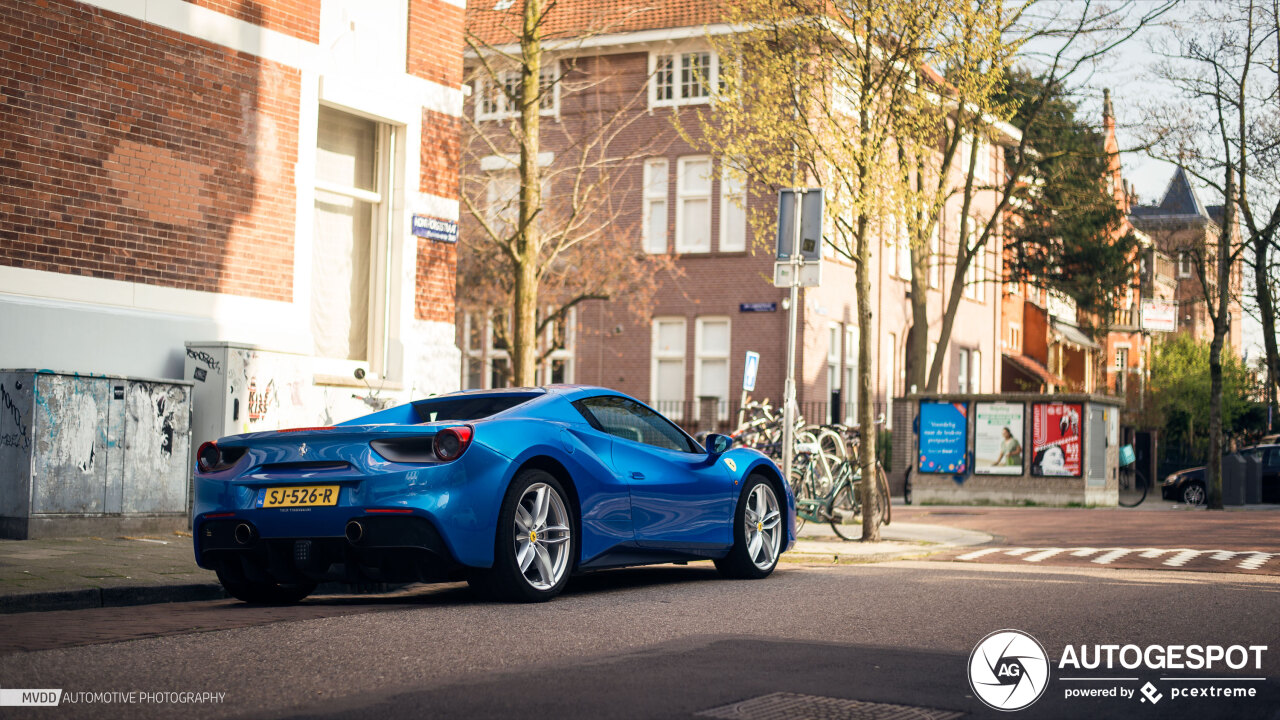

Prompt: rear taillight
xmin=433 ymin=426 xmax=474 ymax=462
xmin=197 ymin=441 xmax=220 ymax=473
xmin=196 ymin=442 xmax=245 ymax=473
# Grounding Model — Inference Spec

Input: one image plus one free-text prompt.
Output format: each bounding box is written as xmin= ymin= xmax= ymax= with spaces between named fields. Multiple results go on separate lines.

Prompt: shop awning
xmin=1051 ymin=320 xmax=1101 ymax=351
xmin=1002 ymin=352 xmax=1066 ymax=388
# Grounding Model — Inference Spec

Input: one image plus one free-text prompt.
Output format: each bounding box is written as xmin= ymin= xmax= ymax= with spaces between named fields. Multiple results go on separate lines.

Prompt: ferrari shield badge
xmin=723 ymin=458 xmax=737 ymax=472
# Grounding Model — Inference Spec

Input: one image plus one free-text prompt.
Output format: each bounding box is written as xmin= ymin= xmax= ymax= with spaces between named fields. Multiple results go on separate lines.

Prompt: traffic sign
xmin=775 ymin=188 xmax=824 ymax=260
xmin=743 ymin=351 xmax=760 ymax=392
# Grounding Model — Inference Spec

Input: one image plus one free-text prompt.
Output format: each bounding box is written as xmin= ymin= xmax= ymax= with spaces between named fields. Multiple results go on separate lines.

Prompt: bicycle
xmin=791 ymin=449 xmax=891 ymax=540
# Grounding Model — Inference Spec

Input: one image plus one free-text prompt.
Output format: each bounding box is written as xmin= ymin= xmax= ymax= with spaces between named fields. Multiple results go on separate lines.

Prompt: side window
xmin=573 ymin=396 xmax=695 ymax=453
xmin=1265 ymin=449 xmax=1280 ymax=470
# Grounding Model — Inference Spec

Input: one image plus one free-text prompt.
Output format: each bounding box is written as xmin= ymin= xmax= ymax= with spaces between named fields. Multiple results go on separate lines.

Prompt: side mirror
xmin=705 ymin=433 xmax=733 ymax=457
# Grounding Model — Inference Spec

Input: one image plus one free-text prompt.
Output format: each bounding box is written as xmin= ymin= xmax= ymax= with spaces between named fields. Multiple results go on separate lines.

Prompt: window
xmin=313 ymin=106 xmax=390 ymax=363
xmin=643 ymin=158 xmax=669 ymax=253
xmin=1008 ymin=322 xmax=1022 ymax=352
xmin=971 ymin=350 xmax=982 ymax=393
xmin=651 ymin=51 xmax=717 ymax=107
xmin=574 ymin=396 xmax=696 ymax=453
xmin=844 ymin=326 xmax=859 ymax=423
xmin=541 ymin=307 xmax=576 ymax=385
xmin=460 ymin=308 xmax=573 ymax=390
xmin=928 ymin=224 xmax=940 ymax=289
xmin=651 ymin=317 xmax=686 ymax=416
xmin=957 ymin=349 xmax=969 ymax=393
xmin=896 ymin=216 xmax=912 ymax=280
xmin=695 ymin=317 xmax=731 ymax=420
xmin=828 ymin=324 xmax=841 ymax=396
xmin=1115 ymin=346 xmax=1130 ymax=395
xmin=1178 ymin=251 xmax=1192 ymax=278
xmin=719 ymin=163 xmax=746 ymax=252
xmin=476 ymin=62 xmax=559 ymax=120
xmin=485 ymin=171 xmax=519 ymax=236
xmin=676 ymin=156 xmax=712 ymax=253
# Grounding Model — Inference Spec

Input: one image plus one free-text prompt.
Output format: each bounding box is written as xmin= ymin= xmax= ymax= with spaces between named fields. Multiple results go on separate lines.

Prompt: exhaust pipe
xmin=345 ymin=520 xmax=364 ymax=545
xmin=233 ymin=522 xmax=255 ymax=545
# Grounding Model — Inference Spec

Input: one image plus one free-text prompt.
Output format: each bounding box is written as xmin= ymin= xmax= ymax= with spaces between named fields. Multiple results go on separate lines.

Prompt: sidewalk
xmin=0 ymin=518 xmax=988 ymax=613
xmin=788 ymin=520 xmax=992 ymax=563
xmin=0 ymin=533 xmax=223 ymax=613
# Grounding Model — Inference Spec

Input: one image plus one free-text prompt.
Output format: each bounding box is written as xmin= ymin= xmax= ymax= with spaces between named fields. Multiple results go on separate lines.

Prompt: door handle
xmin=630 ymin=471 xmax=645 ymax=480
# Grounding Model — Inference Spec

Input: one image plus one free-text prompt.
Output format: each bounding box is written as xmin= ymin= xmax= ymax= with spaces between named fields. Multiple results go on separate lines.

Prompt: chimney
xmin=1103 ymin=88 xmax=1115 ymax=135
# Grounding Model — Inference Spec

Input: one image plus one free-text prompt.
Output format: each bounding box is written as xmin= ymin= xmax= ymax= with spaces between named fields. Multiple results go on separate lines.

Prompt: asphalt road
xmin=1 ymin=560 xmax=1277 ymax=719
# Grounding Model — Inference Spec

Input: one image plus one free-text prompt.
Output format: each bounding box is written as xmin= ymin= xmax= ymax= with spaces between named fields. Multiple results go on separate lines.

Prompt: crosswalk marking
xmin=1023 ymin=548 xmax=1067 ymax=562
xmin=951 ymin=546 xmax=1278 ymax=572
xmin=1093 ymin=549 xmax=1135 ymax=565
xmin=1163 ymin=550 xmax=1204 ymax=567
xmin=1238 ymin=553 xmax=1274 ymax=570
xmin=956 ymin=548 xmax=1003 ymax=561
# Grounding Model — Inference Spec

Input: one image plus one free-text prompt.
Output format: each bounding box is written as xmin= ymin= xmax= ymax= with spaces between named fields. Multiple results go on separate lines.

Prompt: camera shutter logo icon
xmin=968 ymin=629 xmax=1050 ymax=711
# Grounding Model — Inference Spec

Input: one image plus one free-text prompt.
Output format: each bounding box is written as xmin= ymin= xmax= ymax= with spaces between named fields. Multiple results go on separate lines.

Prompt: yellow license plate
xmin=261 ymin=485 xmax=340 ymax=508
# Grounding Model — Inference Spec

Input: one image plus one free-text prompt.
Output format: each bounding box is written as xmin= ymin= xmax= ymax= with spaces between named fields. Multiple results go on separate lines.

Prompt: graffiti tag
xmin=186 ymin=348 xmax=221 ymax=372
xmin=0 ymin=383 xmax=31 ymax=453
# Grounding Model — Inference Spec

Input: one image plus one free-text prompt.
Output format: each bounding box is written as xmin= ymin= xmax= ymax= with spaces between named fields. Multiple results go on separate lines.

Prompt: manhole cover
xmin=698 ymin=692 xmax=964 ymax=720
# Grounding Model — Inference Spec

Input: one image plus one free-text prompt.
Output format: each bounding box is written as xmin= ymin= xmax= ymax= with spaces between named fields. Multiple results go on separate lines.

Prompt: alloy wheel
xmin=513 ymin=483 xmax=571 ymax=590
xmin=743 ymin=482 xmax=782 ymax=571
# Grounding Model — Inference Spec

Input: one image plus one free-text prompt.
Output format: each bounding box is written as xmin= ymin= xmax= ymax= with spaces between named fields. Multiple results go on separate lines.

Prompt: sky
xmin=1039 ymin=0 xmax=1267 ymax=362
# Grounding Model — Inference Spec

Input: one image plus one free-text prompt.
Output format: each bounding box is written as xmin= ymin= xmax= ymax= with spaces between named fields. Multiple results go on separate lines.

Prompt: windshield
xmin=411 ymin=392 xmax=541 ymax=423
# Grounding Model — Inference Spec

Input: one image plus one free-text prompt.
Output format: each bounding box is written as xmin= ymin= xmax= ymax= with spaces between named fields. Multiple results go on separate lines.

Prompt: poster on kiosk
xmin=1031 ymin=402 xmax=1083 ymax=477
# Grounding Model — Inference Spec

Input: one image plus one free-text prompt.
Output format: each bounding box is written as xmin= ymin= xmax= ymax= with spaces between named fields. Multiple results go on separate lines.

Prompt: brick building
xmin=1130 ymin=167 xmax=1245 ymax=357
xmin=458 ymin=1 xmax=1011 ymax=432
xmin=1 ymin=0 xmax=464 ymax=410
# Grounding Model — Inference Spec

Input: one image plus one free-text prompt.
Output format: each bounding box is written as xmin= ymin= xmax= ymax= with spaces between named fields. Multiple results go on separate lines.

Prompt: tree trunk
xmin=907 ymin=231 xmax=930 ymax=395
xmin=1255 ymin=232 xmax=1280 ymax=421
xmin=511 ymin=0 xmax=543 ymax=387
xmin=1207 ymin=166 xmax=1235 ymax=510
xmin=856 ymin=211 xmax=881 ymax=541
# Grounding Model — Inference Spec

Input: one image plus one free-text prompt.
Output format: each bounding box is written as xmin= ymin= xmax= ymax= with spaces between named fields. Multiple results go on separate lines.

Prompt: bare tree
xmin=1146 ymin=0 xmax=1273 ymax=506
xmin=463 ymin=2 xmax=675 ymax=386
xmin=904 ymin=0 xmax=1177 ymax=393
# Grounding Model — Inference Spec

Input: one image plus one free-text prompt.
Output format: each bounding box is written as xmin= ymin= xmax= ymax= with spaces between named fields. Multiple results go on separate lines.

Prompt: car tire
xmin=215 ymin=567 xmax=316 ymax=605
xmin=714 ymin=474 xmax=783 ymax=580
xmin=470 ymin=469 xmax=576 ymax=603
xmin=1181 ymin=482 xmax=1206 ymax=506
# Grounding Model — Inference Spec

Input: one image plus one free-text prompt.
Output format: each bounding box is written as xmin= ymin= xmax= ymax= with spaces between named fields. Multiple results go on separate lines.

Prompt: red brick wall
xmin=408 ymin=0 xmax=464 ymax=86
xmin=186 ymin=0 xmax=321 ymax=43
xmin=420 ymin=109 xmax=461 ymax=199
xmin=0 ymin=0 xmax=300 ymax=302
xmin=416 ymin=239 xmax=456 ymax=322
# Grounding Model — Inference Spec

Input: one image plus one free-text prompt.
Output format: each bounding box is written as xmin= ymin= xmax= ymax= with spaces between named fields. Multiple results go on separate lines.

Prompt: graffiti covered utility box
xmin=0 ymin=370 xmax=193 ymax=539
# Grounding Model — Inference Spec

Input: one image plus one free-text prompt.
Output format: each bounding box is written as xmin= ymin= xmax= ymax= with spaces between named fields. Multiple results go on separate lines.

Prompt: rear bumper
xmin=197 ymin=514 xmax=462 ymax=585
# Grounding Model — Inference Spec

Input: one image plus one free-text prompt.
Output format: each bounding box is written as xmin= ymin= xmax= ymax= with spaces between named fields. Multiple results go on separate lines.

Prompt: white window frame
xmin=475 ymin=61 xmax=560 ymax=121
xmin=719 ymin=162 xmax=747 ymax=252
xmin=957 ymin=348 xmax=969 ymax=394
xmin=844 ymin=325 xmax=859 ymax=424
xmin=675 ymin=155 xmax=712 ymax=253
xmin=1007 ymin=322 xmax=1021 ymax=352
xmin=312 ymin=105 xmax=394 ymax=373
xmin=1178 ymin=251 xmax=1192 ymax=278
xmin=827 ymin=323 xmax=841 ymax=395
xmin=971 ymin=349 xmax=982 ymax=393
xmin=649 ymin=49 xmax=719 ymax=108
xmin=694 ymin=316 xmax=731 ymax=420
xmin=928 ymin=223 xmax=940 ymax=289
xmin=651 ymin=316 xmax=687 ymax=417
xmin=643 ymin=157 xmax=669 ymax=254
xmin=540 ymin=306 xmax=577 ymax=385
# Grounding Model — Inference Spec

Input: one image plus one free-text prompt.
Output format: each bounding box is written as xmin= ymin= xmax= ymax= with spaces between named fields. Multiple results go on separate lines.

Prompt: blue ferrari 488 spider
xmin=192 ymin=385 xmax=795 ymax=603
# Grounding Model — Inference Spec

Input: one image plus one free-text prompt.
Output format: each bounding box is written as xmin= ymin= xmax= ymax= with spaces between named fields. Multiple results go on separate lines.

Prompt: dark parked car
xmin=1161 ymin=444 xmax=1280 ymax=505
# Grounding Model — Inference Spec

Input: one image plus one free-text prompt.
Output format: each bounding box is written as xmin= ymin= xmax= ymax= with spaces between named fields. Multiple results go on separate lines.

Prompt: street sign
xmin=773 ymin=261 xmax=821 ymax=288
xmin=775 ymin=188 xmax=824 ymax=260
xmin=742 ymin=351 xmax=760 ymax=392
xmin=1141 ymin=301 xmax=1176 ymax=332
xmin=739 ymin=302 xmax=777 ymax=313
